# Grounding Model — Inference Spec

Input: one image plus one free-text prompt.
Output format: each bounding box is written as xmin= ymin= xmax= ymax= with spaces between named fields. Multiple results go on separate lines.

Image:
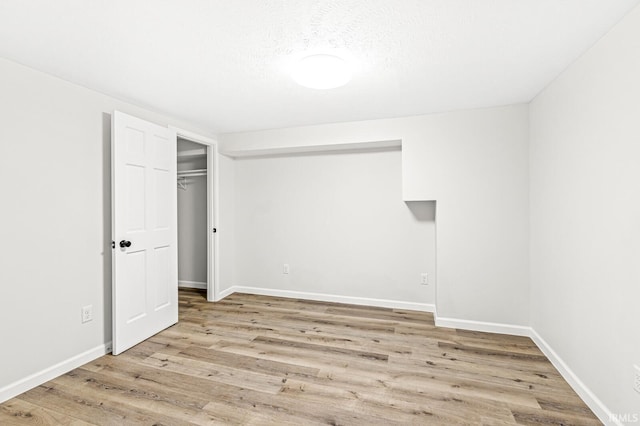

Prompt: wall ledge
xmin=221 ymin=139 xmax=401 ymax=158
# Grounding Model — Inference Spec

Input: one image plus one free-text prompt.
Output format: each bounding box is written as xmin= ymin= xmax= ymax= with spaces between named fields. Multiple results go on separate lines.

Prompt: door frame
xmin=171 ymin=126 xmax=220 ymax=302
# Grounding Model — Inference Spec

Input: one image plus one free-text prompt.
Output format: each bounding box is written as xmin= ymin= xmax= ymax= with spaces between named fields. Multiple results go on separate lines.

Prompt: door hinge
xmin=212 ymin=228 xmax=217 ymax=233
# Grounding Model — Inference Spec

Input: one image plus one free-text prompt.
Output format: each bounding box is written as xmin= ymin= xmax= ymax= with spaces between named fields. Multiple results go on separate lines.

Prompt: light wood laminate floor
xmin=1 ymin=289 xmax=600 ymax=425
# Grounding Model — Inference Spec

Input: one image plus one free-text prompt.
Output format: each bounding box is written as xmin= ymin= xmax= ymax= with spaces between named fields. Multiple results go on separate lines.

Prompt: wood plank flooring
xmin=0 ymin=289 xmax=600 ymax=425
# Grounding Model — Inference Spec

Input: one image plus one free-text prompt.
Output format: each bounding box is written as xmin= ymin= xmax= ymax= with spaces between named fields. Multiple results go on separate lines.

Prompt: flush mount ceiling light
xmin=291 ymin=54 xmax=352 ymax=90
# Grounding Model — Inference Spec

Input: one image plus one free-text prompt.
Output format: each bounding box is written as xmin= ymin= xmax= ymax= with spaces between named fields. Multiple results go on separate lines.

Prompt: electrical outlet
xmin=634 ymin=365 xmax=640 ymax=394
xmin=283 ymin=264 xmax=290 ymax=274
xmin=81 ymin=305 xmax=93 ymax=323
xmin=421 ymin=272 xmax=429 ymax=285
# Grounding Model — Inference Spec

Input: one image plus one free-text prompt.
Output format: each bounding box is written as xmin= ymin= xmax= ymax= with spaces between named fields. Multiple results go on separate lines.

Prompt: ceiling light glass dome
xmin=291 ymin=54 xmax=352 ymax=89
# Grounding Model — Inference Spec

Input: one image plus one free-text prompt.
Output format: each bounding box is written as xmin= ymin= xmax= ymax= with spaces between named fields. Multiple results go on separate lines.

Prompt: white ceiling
xmin=1 ymin=1 xmax=638 ymax=134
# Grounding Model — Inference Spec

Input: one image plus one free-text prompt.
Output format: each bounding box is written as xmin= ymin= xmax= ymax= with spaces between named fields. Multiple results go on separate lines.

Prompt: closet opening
xmin=176 ymin=136 xmax=217 ymax=301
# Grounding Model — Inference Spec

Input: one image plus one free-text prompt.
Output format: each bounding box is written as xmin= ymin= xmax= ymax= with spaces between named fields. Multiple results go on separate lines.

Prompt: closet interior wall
xmin=177 ymin=139 xmax=208 ymax=289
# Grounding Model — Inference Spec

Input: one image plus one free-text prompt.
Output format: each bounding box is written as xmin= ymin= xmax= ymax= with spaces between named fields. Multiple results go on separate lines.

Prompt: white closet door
xmin=111 ymin=111 xmax=178 ymax=355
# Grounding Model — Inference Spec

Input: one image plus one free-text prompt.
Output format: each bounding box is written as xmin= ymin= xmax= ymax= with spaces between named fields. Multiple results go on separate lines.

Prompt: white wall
xmin=530 ymin=4 xmax=640 ymax=421
xmin=220 ymin=104 xmax=530 ymax=326
xmin=232 ymin=148 xmax=436 ymax=307
xmin=0 ymin=57 xmax=213 ymax=399
xmin=402 ymin=107 xmax=530 ymax=327
xmin=177 ymin=156 xmax=208 ymax=285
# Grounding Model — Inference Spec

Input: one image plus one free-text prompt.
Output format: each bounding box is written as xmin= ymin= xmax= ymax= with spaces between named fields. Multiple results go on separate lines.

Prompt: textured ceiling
xmin=1 ymin=1 xmax=638 ymax=134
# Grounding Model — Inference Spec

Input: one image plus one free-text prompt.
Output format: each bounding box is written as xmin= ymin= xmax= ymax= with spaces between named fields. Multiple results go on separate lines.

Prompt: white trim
xmin=209 ymin=143 xmax=220 ymax=303
xmin=171 ymin=127 xmax=216 ymax=145
xmin=0 ymin=292 xmax=616 ymax=426
xmin=171 ymin=126 xmax=220 ymax=303
xmin=194 ymin=281 xmax=622 ymax=424
xmin=216 ymin=286 xmax=235 ymax=300
xmin=434 ymin=316 xmax=531 ymax=337
xmin=178 ymin=280 xmax=207 ymax=290
xmin=222 ymin=286 xmax=435 ymax=312
xmin=432 ymin=316 xmax=618 ymax=425
xmin=0 ymin=342 xmax=111 ymax=404
xmin=529 ymin=329 xmax=620 ymax=426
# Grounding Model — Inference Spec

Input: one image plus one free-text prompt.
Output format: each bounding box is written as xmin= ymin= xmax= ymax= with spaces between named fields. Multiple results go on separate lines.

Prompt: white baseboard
xmin=216 ymin=286 xmax=235 ymax=300
xmin=222 ymin=285 xmax=435 ymax=312
xmin=178 ymin=280 xmax=207 ymax=290
xmin=433 ymin=315 xmax=617 ymax=425
xmin=529 ymin=329 xmax=619 ymax=426
xmin=432 ymin=317 xmax=616 ymax=425
xmin=0 ymin=287 xmax=615 ymax=426
xmin=434 ymin=316 xmax=531 ymax=337
xmin=0 ymin=342 xmax=112 ymax=404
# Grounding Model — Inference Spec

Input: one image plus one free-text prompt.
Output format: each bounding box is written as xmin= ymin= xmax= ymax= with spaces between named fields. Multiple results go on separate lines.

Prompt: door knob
xmin=119 ymin=240 xmax=132 ymax=248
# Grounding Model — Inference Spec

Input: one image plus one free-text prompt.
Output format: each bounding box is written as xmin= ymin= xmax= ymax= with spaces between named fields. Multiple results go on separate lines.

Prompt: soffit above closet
xmin=0 ymin=0 xmax=638 ymax=133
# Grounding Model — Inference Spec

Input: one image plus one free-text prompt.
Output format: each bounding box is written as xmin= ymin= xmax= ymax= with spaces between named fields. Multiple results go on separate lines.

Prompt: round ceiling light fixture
xmin=291 ymin=54 xmax=352 ymax=90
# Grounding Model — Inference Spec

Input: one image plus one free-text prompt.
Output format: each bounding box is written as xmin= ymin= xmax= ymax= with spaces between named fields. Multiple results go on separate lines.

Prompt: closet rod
xmin=177 ymin=169 xmax=207 ymax=177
